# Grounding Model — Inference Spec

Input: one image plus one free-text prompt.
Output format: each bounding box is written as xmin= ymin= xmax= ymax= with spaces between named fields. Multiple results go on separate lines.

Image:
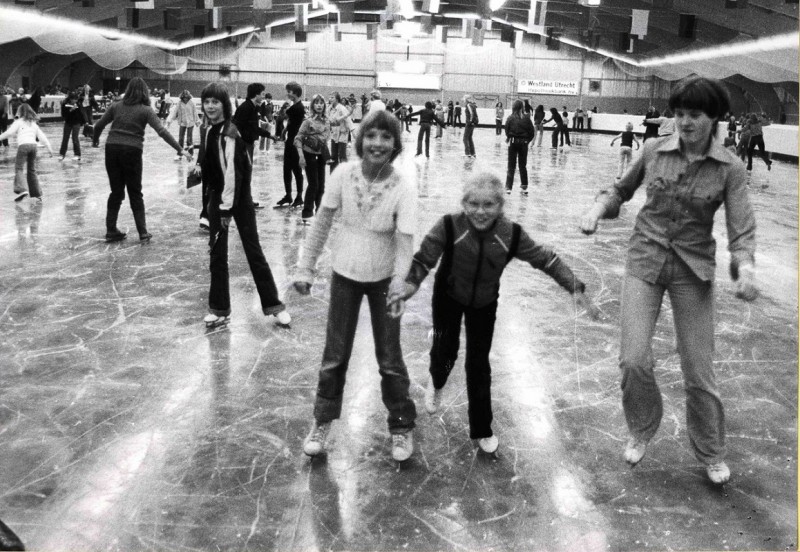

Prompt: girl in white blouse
xmin=293 ymin=109 xmax=418 ymax=464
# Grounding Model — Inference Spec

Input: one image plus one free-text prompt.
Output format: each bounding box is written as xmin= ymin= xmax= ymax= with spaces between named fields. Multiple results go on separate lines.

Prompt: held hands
xmin=734 ymin=264 xmax=758 ymax=302
xmin=579 ymin=204 xmax=605 ymax=235
xmin=386 ymin=280 xmax=417 ymax=319
xmin=183 ymin=150 xmax=193 ymax=161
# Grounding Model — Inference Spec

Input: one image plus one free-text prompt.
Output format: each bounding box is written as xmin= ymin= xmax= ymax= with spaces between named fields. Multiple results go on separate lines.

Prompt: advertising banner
xmin=518 ymin=80 xmax=579 ymax=95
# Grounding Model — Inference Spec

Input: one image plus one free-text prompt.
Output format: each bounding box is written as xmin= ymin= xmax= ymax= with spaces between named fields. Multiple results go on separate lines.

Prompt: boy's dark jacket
xmin=407 ymin=213 xmax=585 ymax=309
xmin=197 ymin=120 xmax=251 ymax=217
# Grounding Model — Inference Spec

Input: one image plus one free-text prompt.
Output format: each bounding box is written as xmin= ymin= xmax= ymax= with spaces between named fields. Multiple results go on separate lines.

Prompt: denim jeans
xmin=207 ymin=193 xmax=284 ymax=317
xmin=313 ymin=272 xmax=417 ymax=433
xmin=178 ymin=126 xmax=194 ymax=149
xmin=302 ymin=151 xmax=326 ymax=218
xmin=430 ymin=290 xmax=497 ymax=439
xmin=104 ymin=144 xmax=145 ymax=233
xmin=14 ymin=143 xmax=41 ymax=197
xmin=620 ymin=250 xmax=724 ymax=464
xmin=463 ymin=124 xmax=475 ymax=156
xmin=329 ymin=140 xmax=347 ymax=173
xmin=59 ymin=123 xmax=81 ymax=157
xmin=506 ymin=140 xmax=529 ymax=190
xmin=416 ymin=123 xmax=431 ymax=156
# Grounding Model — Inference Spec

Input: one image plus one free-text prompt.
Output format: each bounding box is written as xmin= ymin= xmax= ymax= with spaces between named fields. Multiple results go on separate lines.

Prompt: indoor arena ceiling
xmin=0 ymin=0 xmax=797 ymax=66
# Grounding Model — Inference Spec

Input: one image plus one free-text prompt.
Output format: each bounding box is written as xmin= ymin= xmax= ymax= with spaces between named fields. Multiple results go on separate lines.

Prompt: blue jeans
xmin=14 ymin=143 xmax=41 ymax=197
xmin=313 ymin=272 xmax=417 ymax=433
xmin=620 ymin=250 xmax=724 ymax=464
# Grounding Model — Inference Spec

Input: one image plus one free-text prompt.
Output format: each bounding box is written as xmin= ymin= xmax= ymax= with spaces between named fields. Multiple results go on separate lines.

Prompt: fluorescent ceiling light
xmin=490 ymin=0 xmax=507 ymax=10
xmin=0 ymin=5 xmax=179 ymax=49
xmin=638 ymin=31 xmax=798 ymax=67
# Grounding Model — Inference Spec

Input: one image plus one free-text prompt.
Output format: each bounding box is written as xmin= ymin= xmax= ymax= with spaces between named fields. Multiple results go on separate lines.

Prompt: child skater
xmin=293 ymin=109 xmax=418 ymax=463
xmin=580 ymin=76 xmax=757 ymax=485
xmin=610 ymin=122 xmax=640 ymax=179
xmin=191 ymin=82 xmax=291 ymax=329
xmin=0 ymin=103 xmax=54 ymax=202
xmin=395 ymin=171 xmax=600 ymax=454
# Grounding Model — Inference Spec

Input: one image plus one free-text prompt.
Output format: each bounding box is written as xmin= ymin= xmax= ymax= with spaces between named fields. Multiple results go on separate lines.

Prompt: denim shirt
xmin=597 ymin=134 xmax=756 ymax=283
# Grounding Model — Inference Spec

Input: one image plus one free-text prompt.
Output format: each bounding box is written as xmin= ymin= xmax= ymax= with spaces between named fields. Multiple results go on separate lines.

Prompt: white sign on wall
xmin=518 ymin=80 xmax=579 ymax=95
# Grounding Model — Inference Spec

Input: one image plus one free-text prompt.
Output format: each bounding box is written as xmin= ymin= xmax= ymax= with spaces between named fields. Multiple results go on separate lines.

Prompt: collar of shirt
xmin=654 ymin=133 xmax=734 ymax=165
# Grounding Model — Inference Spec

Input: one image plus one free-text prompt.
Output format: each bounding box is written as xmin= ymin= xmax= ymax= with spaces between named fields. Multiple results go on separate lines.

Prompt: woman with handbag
xmin=294 ymin=94 xmax=331 ymax=224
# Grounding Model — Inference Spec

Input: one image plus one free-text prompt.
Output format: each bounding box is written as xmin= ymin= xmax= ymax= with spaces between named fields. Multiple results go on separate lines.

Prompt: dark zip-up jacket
xmin=199 ymin=120 xmax=252 ymax=217
xmin=407 ymin=213 xmax=585 ymax=308
xmin=408 ymin=107 xmax=445 ymax=127
xmin=61 ymin=101 xmax=85 ymax=126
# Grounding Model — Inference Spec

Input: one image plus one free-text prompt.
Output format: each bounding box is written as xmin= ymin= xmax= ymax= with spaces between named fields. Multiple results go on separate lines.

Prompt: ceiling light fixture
xmin=638 ymin=31 xmax=798 ymax=67
xmin=490 ymin=0 xmax=507 ymax=10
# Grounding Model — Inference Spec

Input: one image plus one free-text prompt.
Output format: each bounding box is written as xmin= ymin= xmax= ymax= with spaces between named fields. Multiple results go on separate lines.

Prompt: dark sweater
xmin=232 ymin=99 xmax=273 ymax=145
xmin=93 ymin=101 xmax=181 ymax=152
xmin=61 ymin=102 xmax=84 ymax=126
xmin=284 ymin=101 xmax=306 ymax=142
xmin=504 ymin=113 xmax=535 ymax=140
xmin=408 ymin=213 xmax=584 ymax=308
xmin=409 ymin=108 xmax=445 ymax=126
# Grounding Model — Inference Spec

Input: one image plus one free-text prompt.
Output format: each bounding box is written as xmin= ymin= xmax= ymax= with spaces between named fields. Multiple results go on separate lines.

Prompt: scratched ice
xmin=0 ymin=123 xmax=796 ymax=551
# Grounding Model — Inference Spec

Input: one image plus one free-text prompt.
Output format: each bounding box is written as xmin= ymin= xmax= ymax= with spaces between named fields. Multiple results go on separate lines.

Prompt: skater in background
xmin=453 ymin=101 xmax=462 ymax=127
xmin=580 ymin=75 xmax=757 ymax=485
xmin=542 ymin=108 xmax=567 ymax=149
xmin=78 ymin=84 xmax=99 ymax=139
xmin=327 ymin=92 xmax=352 ymax=172
xmin=463 ymin=95 xmax=478 ymax=157
xmin=504 ymin=100 xmax=534 ymax=194
xmin=0 ymin=103 xmax=54 ymax=203
xmin=276 ymin=81 xmax=306 ymax=208
xmin=642 ymin=105 xmax=660 ymax=142
xmin=610 ymin=122 xmax=640 ymax=179
xmin=494 ymin=100 xmax=504 ymax=136
xmin=59 ymin=91 xmax=84 ymax=162
xmin=193 ymin=81 xmax=290 ymax=329
xmin=395 ymin=171 xmax=598 ymax=454
xmin=258 ymin=92 xmax=275 ymax=153
xmin=644 ymin=108 xmax=676 ymax=138
xmin=434 ymin=99 xmax=445 ymax=138
xmin=93 ymin=77 xmax=190 ymax=243
xmin=745 ymin=112 xmax=772 ymax=172
xmin=410 ymin=100 xmax=446 ymax=158
xmin=532 ymin=104 xmax=545 ymax=147
xmin=446 ymin=100 xmax=454 ymax=126
xmin=167 ymin=90 xmax=198 ymax=160
xmin=294 ymin=109 xmax=418 ymax=463
xmin=295 ymin=93 xmax=331 ymax=223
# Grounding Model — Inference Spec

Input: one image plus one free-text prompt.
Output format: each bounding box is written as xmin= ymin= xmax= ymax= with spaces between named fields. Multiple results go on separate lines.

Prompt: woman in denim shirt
xmin=580 ymin=76 xmax=757 ymax=486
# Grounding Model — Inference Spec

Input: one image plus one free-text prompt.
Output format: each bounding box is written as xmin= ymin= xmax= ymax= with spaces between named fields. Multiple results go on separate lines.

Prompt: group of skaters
xmin=0 ymin=76 xmax=766 ymax=552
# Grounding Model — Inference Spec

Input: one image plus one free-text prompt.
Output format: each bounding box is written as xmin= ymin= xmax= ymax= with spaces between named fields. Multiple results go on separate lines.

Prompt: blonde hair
xmin=461 ymin=171 xmax=505 ymax=208
xmin=16 ymin=103 xmax=38 ymax=122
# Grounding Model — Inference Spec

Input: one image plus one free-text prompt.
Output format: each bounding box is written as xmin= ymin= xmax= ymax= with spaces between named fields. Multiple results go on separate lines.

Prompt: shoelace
xmin=392 ymin=434 xmax=408 ymax=448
